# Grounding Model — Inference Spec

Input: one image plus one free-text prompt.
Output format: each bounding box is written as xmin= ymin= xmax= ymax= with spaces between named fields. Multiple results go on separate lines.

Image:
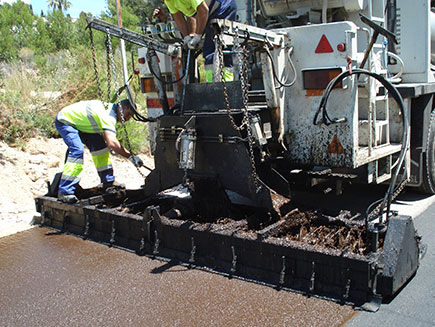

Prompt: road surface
xmin=0 ymin=186 xmax=433 ymax=326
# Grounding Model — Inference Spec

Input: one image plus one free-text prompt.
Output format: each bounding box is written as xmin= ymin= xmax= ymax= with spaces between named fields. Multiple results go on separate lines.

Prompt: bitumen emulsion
xmin=0 ymin=227 xmax=356 ymax=326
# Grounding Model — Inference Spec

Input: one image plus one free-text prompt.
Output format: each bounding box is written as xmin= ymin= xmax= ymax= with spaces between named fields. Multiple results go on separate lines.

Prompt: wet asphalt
xmin=2 ymin=186 xmax=433 ymax=326
xmin=0 ymin=227 xmax=355 ymax=327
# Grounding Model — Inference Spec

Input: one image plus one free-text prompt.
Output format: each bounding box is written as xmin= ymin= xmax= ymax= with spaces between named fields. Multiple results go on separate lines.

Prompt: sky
xmin=0 ymin=0 xmax=108 ymax=18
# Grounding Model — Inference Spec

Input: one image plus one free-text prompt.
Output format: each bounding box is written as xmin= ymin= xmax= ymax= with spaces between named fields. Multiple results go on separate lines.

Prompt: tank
xmin=258 ymin=0 xmax=365 ymax=18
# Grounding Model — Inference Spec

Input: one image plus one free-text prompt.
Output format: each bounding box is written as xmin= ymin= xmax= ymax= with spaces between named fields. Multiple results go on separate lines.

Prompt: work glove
xmin=183 ymin=35 xmax=193 ymax=49
xmin=152 ymin=7 xmax=167 ymax=22
xmin=187 ymin=33 xmax=203 ymax=50
xmin=129 ymin=155 xmax=144 ymax=167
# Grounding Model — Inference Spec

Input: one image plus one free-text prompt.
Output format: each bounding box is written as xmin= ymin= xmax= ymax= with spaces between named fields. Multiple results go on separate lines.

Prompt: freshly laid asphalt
xmin=0 ymin=188 xmax=433 ymax=326
xmin=0 ymin=227 xmax=355 ymax=327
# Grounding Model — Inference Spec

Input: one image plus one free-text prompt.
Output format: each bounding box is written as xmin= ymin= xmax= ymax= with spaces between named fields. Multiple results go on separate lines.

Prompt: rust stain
xmin=305 ymin=89 xmax=324 ymax=97
xmin=147 ymin=97 xmax=175 ymax=108
xmin=327 ymin=135 xmax=344 ymax=154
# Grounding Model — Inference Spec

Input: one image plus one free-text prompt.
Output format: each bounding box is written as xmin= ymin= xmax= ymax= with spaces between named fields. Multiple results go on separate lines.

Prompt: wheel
xmin=419 ymin=109 xmax=435 ymax=194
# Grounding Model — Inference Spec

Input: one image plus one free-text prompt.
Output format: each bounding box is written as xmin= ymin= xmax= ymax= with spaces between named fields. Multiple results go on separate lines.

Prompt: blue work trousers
xmin=203 ymin=0 xmax=237 ymax=66
xmin=55 ymin=119 xmax=114 ymax=195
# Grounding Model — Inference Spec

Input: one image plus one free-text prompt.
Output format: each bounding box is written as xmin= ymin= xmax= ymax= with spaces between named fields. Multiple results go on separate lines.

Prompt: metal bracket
xmin=153 ymin=230 xmax=160 ymax=256
xmin=85 ymin=16 xmax=181 ymax=56
xmin=310 ymin=262 xmax=316 ymax=292
xmin=40 ymin=210 xmax=46 ymax=226
xmin=61 ymin=211 xmax=68 ymax=232
xmin=83 ymin=214 xmax=90 ymax=239
xmin=279 ymin=256 xmax=286 ymax=286
xmin=231 ymin=245 xmax=237 ymax=274
xmin=210 ymin=19 xmax=285 ymax=47
xmin=110 ymin=219 xmax=116 ymax=246
xmin=139 ymin=237 xmax=145 ymax=254
xmin=189 ymin=237 xmax=196 ymax=264
xmin=343 ymin=269 xmax=351 ymax=300
xmin=143 ymin=206 xmax=156 ymax=242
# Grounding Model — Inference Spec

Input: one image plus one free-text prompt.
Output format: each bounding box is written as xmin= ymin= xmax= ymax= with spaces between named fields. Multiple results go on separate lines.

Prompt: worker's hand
xmin=183 ymin=35 xmax=192 ymax=49
xmin=129 ymin=155 xmax=144 ymax=167
xmin=187 ymin=33 xmax=203 ymax=50
xmin=152 ymin=7 xmax=167 ymax=22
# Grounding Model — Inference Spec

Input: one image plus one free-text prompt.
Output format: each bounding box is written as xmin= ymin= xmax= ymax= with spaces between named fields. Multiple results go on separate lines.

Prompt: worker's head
xmin=117 ymin=99 xmax=134 ymax=122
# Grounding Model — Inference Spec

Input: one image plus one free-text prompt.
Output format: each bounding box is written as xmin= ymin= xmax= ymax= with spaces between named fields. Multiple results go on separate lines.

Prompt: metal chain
xmin=368 ymin=178 xmax=408 ymax=220
xmin=106 ymin=31 xmax=147 ymax=179
xmin=217 ymin=33 xmax=261 ymax=193
xmin=89 ymin=28 xmax=104 ymax=102
xmin=89 ymin=27 xmax=110 ymax=111
xmin=236 ymin=28 xmax=250 ymax=114
xmin=218 ymin=35 xmax=243 ymax=131
xmin=105 ymin=34 xmax=112 ymax=104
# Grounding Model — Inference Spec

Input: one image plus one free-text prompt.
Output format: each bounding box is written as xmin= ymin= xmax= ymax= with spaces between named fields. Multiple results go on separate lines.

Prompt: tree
xmin=60 ymin=0 xmax=71 ymax=11
xmin=0 ymin=1 xmax=36 ymax=61
xmin=45 ymin=9 xmax=74 ymax=50
xmin=47 ymin=0 xmax=71 ymax=12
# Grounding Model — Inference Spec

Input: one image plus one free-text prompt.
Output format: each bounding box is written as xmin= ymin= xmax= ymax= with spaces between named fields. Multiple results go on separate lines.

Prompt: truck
xmin=139 ymin=0 xmax=435 ymax=197
xmin=36 ymin=0 xmax=432 ymax=310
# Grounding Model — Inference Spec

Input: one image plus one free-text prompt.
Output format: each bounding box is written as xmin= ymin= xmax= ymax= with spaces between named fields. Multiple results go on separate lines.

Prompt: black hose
xmin=147 ymin=53 xmax=187 ymax=85
xmin=116 ymin=76 xmax=156 ymax=123
xmin=264 ymin=47 xmax=295 ymax=88
xmin=315 ymin=68 xmax=409 ymax=222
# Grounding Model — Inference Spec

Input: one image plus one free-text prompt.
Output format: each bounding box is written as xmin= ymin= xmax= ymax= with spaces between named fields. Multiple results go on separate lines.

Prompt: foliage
xmin=0 ymin=43 xmax=149 ymax=151
xmin=44 ymin=10 xmax=76 ymax=51
xmin=100 ymin=0 xmax=142 ymax=51
xmin=0 ymin=1 xmax=35 ymax=61
xmin=48 ymin=0 xmax=71 ymax=12
xmin=117 ymin=119 xmax=149 ymax=156
xmin=0 ymin=0 xmax=154 ymax=153
xmin=121 ymin=0 xmax=163 ymax=25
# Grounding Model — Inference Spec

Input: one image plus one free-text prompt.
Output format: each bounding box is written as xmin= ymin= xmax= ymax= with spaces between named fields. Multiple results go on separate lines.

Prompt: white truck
xmin=138 ymin=0 xmax=435 ymax=198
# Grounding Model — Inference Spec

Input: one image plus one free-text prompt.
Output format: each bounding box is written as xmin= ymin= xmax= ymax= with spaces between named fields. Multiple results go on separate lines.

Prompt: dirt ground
xmin=0 ymin=137 xmax=153 ymax=238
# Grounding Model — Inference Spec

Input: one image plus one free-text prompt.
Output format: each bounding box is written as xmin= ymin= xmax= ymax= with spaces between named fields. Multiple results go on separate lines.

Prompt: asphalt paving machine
xmin=35 ymin=0 xmax=433 ymax=310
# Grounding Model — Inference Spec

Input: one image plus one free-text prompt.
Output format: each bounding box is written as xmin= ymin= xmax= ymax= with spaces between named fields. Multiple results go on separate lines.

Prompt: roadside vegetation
xmin=0 ymin=0 xmax=159 ymax=152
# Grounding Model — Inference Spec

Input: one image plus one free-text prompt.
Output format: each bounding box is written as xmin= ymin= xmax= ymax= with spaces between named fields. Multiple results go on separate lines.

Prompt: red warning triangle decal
xmin=315 ymin=34 xmax=333 ymax=53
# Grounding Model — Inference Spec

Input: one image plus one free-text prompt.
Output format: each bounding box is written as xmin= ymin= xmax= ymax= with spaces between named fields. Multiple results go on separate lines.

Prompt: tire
xmin=419 ymin=110 xmax=435 ymax=194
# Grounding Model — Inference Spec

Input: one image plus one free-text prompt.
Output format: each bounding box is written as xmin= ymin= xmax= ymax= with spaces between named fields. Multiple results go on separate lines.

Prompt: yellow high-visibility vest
xmin=57 ymin=100 xmax=117 ymax=135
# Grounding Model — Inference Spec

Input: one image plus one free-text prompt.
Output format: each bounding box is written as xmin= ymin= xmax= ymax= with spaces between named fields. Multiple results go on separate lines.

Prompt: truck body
xmin=138 ymin=0 xmax=435 ymax=194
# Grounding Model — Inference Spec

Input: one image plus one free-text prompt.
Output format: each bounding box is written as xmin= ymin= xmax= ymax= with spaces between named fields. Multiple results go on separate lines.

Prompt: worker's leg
xmin=80 ymin=133 xmax=115 ymax=184
xmin=203 ymin=1 xmax=237 ymax=82
xmin=203 ymin=33 xmax=234 ymax=82
xmin=55 ymin=119 xmax=84 ymax=195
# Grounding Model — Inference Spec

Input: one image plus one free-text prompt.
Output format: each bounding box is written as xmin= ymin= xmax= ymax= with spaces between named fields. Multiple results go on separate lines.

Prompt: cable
xmin=264 ymin=46 xmax=297 ymax=88
xmin=147 ymin=52 xmax=187 ymax=85
xmin=113 ymin=75 xmax=156 ymax=123
xmin=387 ymin=51 xmax=404 ymax=81
xmin=315 ymin=68 xmax=409 ymax=222
xmin=274 ymin=47 xmax=297 ymax=90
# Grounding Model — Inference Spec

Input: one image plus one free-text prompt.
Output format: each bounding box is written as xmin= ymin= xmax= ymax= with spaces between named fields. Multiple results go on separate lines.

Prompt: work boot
xmin=102 ymin=181 xmax=126 ymax=190
xmin=58 ymin=193 xmax=78 ymax=204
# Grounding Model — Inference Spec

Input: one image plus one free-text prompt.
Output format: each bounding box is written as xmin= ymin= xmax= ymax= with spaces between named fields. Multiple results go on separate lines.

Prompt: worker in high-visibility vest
xmin=55 ymin=99 xmax=144 ymax=203
xmin=153 ymin=0 xmax=237 ymax=82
